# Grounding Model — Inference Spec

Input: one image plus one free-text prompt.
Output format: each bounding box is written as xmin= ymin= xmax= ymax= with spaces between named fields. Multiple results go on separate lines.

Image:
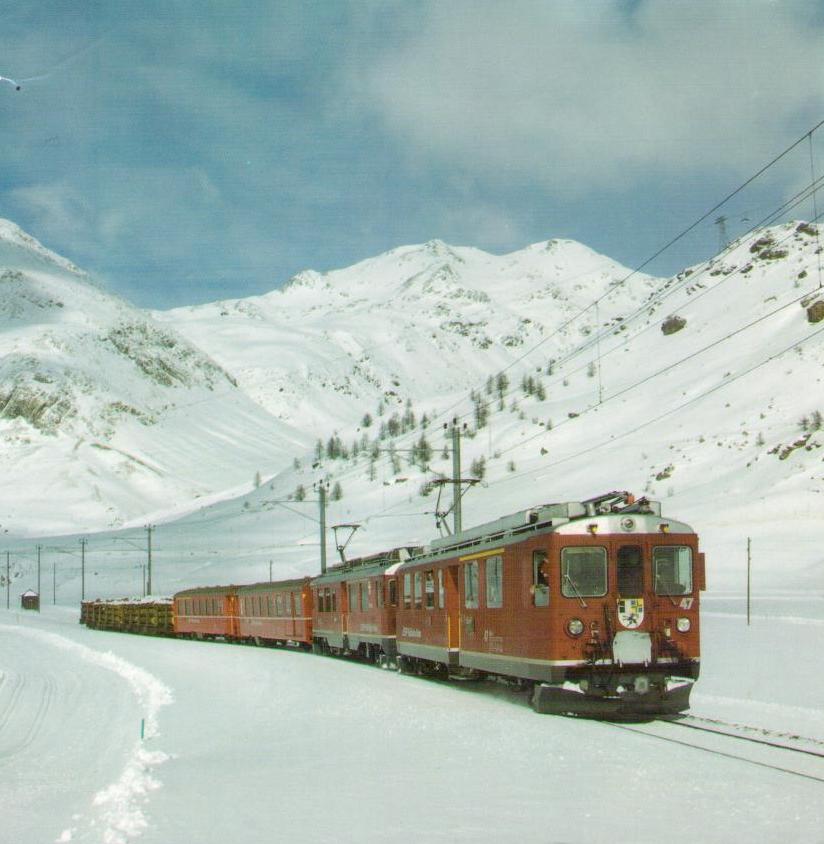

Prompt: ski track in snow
xmin=0 ymin=625 xmax=173 ymax=844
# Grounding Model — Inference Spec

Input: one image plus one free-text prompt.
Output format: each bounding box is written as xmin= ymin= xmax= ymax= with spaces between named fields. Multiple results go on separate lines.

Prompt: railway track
xmin=608 ymin=714 xmax=824 ymax=783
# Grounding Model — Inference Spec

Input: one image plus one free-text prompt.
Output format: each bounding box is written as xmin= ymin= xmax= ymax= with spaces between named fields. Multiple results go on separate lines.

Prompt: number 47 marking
xmin=679 ymin=597 xmax=694 ymax=610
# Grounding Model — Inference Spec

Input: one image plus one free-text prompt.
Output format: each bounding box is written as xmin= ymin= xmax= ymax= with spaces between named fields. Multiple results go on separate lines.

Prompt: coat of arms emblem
xmin=617 ymin=597 xmax=644 ymax=629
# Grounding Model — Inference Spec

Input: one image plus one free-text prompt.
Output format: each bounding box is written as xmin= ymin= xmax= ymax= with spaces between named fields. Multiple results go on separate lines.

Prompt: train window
xmin=414 ymin=572 xmax=423 ymax=609
xmin=653 ymin=547 xmax=693 ymax=595
xmin=617 ymin=546 xmax=643 ymax=597
xmin=532 ymin=551 xmax=550 ymax=607
xmin=464 ymin=561 xmax=479 ymax=609
xmin=437 ymin=569 xmax=445 ymax=609
xmin=561 ymin=547 xmax=607 ymax=598
xmin=331 ymin=588 xmax=337 ymax=612
xmin=375 ymin=579 xmax=384 ymax=609
xmin=485 ymin=556 xmax=503 ymax=608
xmin=284 ymin=593 xmax=292 ymax=616
xmin=389 ymin=578 xmax=398 ymax=607
xmin=362 ymin=581 xmax=371 ymax=611
xmin=295 ymin=592 xmax=303 ymax=616
xmin=348 ymin=583 xmax=357 ymax=613
xmin=403 ymin=574 xmax=412 ymax=608
xmin=425 ymin=571 xmax=435 ymax=609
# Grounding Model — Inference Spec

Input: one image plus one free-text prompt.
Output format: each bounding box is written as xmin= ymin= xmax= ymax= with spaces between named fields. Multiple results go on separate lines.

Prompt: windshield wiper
xmin=655 ymin=573 xmax=679 ymax=606
xmin=563 ymin=573 xmax=588 ymax=608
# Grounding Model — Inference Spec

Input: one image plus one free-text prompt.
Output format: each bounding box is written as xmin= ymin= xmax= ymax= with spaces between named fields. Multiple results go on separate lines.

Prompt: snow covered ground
xmin=1 ymin=594 xmax=822 ymax=844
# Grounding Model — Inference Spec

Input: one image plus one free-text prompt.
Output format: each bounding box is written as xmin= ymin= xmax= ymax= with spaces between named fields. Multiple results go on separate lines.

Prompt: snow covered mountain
xmin=155 ymin=238 xmax=660 ymax=434
xmin=2 ymin=218 xmax=824 ymax=597
xmin=0 ymin=220 xmax=308 ymax=535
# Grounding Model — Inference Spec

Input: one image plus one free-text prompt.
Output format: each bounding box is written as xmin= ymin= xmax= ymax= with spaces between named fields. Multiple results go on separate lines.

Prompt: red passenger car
xmin=311 ymin=548 xmax=420 ymax=664
xmin=394 ymin=492 xmax=704 ymax=716
xmin=236 ymin=578 xmax=313 ymax=647
xmin=174 ymin=585 xmax=239 ymax=640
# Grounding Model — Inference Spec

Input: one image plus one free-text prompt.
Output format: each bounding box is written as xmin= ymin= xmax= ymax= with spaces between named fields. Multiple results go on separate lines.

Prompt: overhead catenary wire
xmin=315 ymin=124 xmax=824 ymax=490
xmin=496 ymin=321 xmax=824 ymax=488
xmin=307 ymin=187 xmax=824 ymax=495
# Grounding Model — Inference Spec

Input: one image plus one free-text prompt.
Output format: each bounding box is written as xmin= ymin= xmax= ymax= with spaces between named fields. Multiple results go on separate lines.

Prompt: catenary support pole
xmin=146 ymin=525 xmax=153 ymax=596
xmin=80 ymin=538 xmax=87 ymax=601
xmin=451 ymin=420 xmax=462 ymax=535
xmin=319 ymin=483 xmax=327 ymax=575
xmin=36 ymin=544 xmax=41 ymax=611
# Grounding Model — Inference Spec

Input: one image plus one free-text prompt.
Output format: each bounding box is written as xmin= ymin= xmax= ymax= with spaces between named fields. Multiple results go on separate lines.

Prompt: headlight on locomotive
xmin=566 ymin=618 xmax=585 ymax=637
xmin=677 ymin=617 xmax=691 ymax=633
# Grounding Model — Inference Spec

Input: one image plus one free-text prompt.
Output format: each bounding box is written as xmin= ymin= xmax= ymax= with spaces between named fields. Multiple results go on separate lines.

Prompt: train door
xmin=226 ymin=594 xmax=239 ymax=639
xmin=461 ymin=558 xmax=480 ymax=652
xmin=614 ymin=544 xmax=651 ymax=663
xmin=445 ymin=565 xmax=460 ymax=650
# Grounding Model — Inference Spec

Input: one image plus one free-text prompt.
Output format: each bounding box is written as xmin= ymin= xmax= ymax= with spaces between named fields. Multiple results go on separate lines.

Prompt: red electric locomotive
xmin=311 ymin=547 xmax=420 ymax=665
xmin=393 ymin=491 xmax=704 ymax=716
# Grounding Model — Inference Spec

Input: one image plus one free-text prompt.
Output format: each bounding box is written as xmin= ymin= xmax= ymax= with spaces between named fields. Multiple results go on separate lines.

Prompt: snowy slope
xmin=0 ymin=220 xmax=309 ymax=535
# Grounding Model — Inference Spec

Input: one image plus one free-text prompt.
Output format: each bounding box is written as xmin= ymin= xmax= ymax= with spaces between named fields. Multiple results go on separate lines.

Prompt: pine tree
xmin=331 ymin=482 xmax=343 ymax=501
xmin=416 ymin=434 xmax=432 ymax=469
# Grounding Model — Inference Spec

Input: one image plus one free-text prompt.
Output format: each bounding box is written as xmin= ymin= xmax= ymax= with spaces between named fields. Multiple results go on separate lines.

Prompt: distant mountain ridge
xmin=155 ymin=237 xmax=661 ymax=434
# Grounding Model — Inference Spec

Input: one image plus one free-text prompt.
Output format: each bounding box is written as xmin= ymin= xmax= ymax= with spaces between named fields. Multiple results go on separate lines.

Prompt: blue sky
xmin=2 ymin=0 xmax=824 ymax=308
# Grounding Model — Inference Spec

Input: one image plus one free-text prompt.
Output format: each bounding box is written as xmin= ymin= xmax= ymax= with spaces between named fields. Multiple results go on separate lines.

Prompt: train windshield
xmin=561 ymin=547 xmax=607 ymax=597
xmin=653 ymin=547 xmax=693 ymax=595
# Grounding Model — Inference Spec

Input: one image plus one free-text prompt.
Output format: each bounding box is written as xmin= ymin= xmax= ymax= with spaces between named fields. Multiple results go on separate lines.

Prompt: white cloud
xmin=353 ymin=0 xmax=824 ymax=194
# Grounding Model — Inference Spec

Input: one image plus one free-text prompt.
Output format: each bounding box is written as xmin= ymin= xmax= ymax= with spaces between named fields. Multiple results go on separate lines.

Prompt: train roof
xmin=313 ymin=546 xmax=423 ymax=585
xmin=236 ymin=577 xmax=310 ymax=593
xmin=408 ymin=492 xmax=694 ymax=563
xmin=174 ymin=584 xmax=239 ymax=598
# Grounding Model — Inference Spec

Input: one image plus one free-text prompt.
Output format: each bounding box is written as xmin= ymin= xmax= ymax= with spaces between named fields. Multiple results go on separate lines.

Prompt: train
xmin=82 ymin=490 xmax=705 ymax=717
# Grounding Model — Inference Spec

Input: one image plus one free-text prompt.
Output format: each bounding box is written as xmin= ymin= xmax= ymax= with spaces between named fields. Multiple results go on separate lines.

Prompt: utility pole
xmin=269 ymin=559 xmax=273 ymax=583
xmin=715 ymin=215 xmax=729 ymax=254
xmin=317 ymin=482 xmax=328 ymax=574
xmin=146 ymin=525 xmax=153 ymax=596
xmin=79 ymin=538 xmax=87 ymax=601
xmin=451 ymin=419 xmax=463 ymax=535
xmin=5 ymin=551 xmax=9 ymax=609
xmin=36 ymin=545 xmax=41 ymax=612
xmin=433 ymin=421 xmax=478 ymax=537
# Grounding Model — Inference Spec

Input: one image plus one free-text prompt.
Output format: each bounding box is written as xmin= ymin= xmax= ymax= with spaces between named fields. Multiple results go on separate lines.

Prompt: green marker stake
xmin=140 ymin=718 xmax=145 ymax=740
